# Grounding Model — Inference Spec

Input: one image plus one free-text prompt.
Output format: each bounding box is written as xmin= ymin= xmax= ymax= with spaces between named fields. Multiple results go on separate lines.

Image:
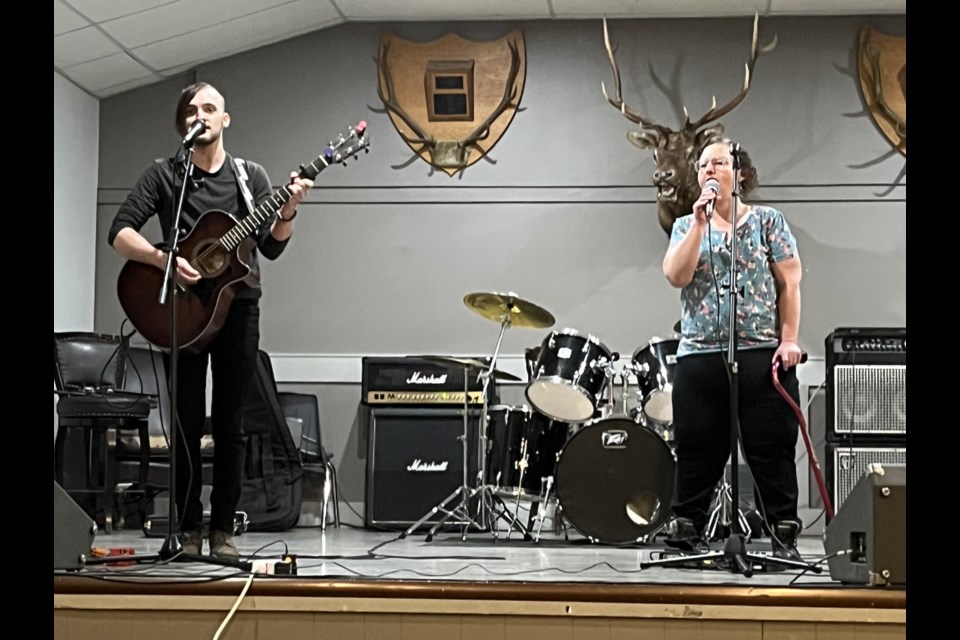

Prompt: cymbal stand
xmin=477 ymin=313 xmax=537 ymax=540
xmin=400 ymin=312 xmax=529 ymax=542
xmin=399 ymin=367 xmax=484 ymax=542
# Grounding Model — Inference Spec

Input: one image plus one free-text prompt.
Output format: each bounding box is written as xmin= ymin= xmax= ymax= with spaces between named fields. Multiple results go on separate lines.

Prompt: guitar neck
xmin=220 ymin=156 xmax=330 ymax=250
xmin=216 ymin=122 xmax=368 ymax=249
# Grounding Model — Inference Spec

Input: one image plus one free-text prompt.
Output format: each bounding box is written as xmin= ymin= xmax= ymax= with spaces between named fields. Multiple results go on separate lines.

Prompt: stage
xmin=54 ymin=522 xmax=906 ymax=640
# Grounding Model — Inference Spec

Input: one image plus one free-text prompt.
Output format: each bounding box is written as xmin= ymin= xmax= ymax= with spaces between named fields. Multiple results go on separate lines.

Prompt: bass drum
xmin=555 ymin=416 xmax=676 ymax=544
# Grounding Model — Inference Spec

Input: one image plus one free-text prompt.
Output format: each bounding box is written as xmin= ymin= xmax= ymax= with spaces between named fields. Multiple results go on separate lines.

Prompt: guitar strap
xmin=232 ymin=157 xmax=258 ymax=218
xmin=232 ymin=156 xmax=263 ymax=288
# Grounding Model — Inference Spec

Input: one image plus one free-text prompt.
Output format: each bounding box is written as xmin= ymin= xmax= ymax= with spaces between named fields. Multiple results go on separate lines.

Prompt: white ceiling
xmin=54 ymin=0 xmax=906 ymax=99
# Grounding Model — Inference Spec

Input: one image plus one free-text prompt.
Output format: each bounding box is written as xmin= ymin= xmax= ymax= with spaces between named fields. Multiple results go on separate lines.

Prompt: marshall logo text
xmin=407 ymin=459 xmax=449 ymax=472
xmin=406 ymin=371 xmax=448 ymax=385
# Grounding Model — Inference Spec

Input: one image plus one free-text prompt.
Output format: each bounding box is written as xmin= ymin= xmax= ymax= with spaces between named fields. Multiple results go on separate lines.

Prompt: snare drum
xmin=526 ymin=328 xmax=613 ymax=423
xmin=486 ymin=405 xmax=570 ymax=500
xmin=632 ymin=338 xmax=680 ymax=427
xmin=555 ymin=416 xmax=676 ymax=544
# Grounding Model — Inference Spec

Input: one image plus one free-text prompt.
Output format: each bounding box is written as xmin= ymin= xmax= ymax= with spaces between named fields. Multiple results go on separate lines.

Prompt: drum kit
xmin=402 ymin=291 xmax=682 ymax=546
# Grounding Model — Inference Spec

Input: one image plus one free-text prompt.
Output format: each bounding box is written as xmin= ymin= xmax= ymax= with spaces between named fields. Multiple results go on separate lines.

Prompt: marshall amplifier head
xmin=362 ymin=356 xmax=494 ymax=406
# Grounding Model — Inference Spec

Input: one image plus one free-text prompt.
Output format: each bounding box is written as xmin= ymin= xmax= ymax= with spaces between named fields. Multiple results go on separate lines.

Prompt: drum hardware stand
xmin=525 ymin=476 xmax=556 ymax=542
xmin=495 ymin=437 xmax=537 ymax=541
xmin=642 ymin=143 xmax=819 ymax=576
xmin=530 ymin=358 xmax=623 ymax=544
xmin=413 ymin=291 xmax=555 ymax=543
xmin=403 ymin=303 xmax=538 ymax=543
xmin=705 ymin=478 xmax=753 ymax=542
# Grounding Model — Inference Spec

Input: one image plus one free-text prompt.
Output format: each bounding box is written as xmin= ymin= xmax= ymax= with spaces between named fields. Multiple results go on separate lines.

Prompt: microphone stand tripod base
xmin=641 ymin=532 xmax=823 ymax=576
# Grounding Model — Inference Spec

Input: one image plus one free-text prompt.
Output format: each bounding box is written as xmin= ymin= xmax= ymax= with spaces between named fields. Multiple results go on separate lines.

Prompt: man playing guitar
xmin=108 ymin=82 xmax=312 ymax=559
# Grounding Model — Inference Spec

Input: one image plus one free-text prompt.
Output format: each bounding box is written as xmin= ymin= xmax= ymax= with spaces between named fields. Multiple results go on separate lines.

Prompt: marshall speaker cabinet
xmin=365 ymin=407 xmax=481 ymax=529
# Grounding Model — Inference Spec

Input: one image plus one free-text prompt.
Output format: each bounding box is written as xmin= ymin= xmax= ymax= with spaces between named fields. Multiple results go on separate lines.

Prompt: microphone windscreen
xmin=705 ymin=178 xmax=720 ymax=193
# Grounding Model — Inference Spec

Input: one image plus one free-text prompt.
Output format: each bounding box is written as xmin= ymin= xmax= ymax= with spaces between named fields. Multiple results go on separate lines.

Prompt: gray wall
xmin=91 ymin=17 xmax=906 ymax=526
xmin=55 ymin=71 xmax=100 ymax=332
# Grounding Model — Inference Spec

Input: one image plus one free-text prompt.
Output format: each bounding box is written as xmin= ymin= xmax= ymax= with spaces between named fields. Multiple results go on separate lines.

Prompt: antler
xmin=601 ymin=18 xmax=670 ymax=137
xmin=377 ymin=39 xmax=435 ymax=147
xmin=686 ymin=12 xmax=777 ymax=130
xmin=459 ymin=40 xmax=523 ymax=150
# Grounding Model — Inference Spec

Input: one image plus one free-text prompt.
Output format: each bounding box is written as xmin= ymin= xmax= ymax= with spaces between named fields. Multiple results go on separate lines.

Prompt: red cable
xmin=771 ymin=356 xmax=835 ymax=521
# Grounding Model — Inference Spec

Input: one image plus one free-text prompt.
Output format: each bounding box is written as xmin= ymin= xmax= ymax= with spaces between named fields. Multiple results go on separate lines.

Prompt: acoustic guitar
xmin=117 ymin=122 xmax=369 ymax=353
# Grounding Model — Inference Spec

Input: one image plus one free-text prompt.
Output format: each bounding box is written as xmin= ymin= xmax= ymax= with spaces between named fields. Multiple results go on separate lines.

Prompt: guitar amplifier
xmin=826 ymin=443 xmax=906 ymax=514
xmin=825 ymin=328 xmax=906 ymax=440
xmin=365 ymin=407 xmax=481 ymax=529
xmin=361 ymin=356 xmax=494 ymax=406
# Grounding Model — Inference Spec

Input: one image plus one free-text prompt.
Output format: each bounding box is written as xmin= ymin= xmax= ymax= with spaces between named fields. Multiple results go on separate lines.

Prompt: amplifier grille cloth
xmin=833 ymin=364 xmax=906 ymax=435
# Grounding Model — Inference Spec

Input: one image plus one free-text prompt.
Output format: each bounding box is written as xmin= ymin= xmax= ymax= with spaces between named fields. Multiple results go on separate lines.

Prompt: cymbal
xmin=463 ymin=291 xmax=555 ymax=329
xmin=418 ymin=355 xmax=522 ymax=382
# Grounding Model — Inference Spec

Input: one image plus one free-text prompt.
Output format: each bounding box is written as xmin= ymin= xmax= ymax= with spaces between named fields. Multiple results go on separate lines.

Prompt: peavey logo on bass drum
xmin=407 ymin=459 xmax=449 ymax=472
xmin=602 ymin=430 xmax=628 ymax=448
xmin=406 ymin=372 xmax=448 ymax=384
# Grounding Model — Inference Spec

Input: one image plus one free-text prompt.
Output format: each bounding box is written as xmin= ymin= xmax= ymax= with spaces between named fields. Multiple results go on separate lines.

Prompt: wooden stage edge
xmin=55 ymin=576 xmax=906 ymax=623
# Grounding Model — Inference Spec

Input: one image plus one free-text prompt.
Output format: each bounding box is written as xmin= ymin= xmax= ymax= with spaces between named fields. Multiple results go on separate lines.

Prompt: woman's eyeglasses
xmin=695 ymin=158 xmax=732 ymax=171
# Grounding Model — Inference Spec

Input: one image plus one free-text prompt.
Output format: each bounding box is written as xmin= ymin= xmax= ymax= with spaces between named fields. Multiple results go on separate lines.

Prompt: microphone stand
xmin=155 ymin=144 xmax=194 ymax=561
xmin=643 ymin=143 xmax=819 ymax=576
xmin=151 ymin=143 xmax=246 ymax=569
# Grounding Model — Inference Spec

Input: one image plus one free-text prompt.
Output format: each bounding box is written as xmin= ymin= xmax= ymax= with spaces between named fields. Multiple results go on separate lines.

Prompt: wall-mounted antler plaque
xmin=377 ymin=29 xmax=526 ymax=176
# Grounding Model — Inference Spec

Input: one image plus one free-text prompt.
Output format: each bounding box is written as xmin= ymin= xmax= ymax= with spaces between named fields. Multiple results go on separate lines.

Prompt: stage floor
xmin=65 ymin=520 xmax=844 ymax=587
xmin=56 ymin=517 xmax=908 ymax=640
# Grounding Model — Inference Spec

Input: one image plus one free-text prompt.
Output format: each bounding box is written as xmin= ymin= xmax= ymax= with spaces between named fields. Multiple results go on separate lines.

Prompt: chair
xmin=277 ymin=392 xmax=340 ymax=530
xmin=114 ymin=345 xmax=216 ymax=532
xmin=53 ymin=332 xmax=154 ymax=534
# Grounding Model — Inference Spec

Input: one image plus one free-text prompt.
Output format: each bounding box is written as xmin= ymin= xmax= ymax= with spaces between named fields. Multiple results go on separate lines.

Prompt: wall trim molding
xmin=268 ymin=353 xmax=826 ymax=387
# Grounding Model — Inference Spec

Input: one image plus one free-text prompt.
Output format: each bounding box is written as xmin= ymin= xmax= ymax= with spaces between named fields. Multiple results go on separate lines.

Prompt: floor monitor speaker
xmin=824 ymin=464 xmax=905 ymax=586
xmin=54 ymin=481 xmax=97 ymax=570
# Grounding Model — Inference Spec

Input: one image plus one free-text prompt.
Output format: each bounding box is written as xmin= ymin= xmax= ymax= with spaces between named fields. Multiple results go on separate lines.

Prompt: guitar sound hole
xmin=193 ymin=241 xmax=228 ymax=278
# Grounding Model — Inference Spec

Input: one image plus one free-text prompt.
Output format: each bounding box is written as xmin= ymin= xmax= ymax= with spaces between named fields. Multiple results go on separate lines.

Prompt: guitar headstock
xmin=298 ymin=121 xmax=371 ymax=181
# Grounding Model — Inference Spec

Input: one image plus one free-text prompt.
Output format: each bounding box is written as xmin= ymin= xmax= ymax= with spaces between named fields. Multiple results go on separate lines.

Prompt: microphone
xmin=704 ymin=178 xmax=719 ymax=220
xmin=181 ymin=120 xmax=207 ymax=147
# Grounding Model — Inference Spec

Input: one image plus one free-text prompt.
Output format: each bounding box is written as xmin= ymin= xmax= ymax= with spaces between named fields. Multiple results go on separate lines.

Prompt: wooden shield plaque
xmin=858 ymin=27 xmax=906 ymax=156
xmin=377 ymin=30 xmax=526 ymax=175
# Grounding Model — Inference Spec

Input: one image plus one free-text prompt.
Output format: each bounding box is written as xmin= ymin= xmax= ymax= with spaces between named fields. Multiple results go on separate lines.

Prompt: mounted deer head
xmin=602 ymin=14 xmax=776 ymax=235
xmin=377 ymin=33 xmax=524 ymax=177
